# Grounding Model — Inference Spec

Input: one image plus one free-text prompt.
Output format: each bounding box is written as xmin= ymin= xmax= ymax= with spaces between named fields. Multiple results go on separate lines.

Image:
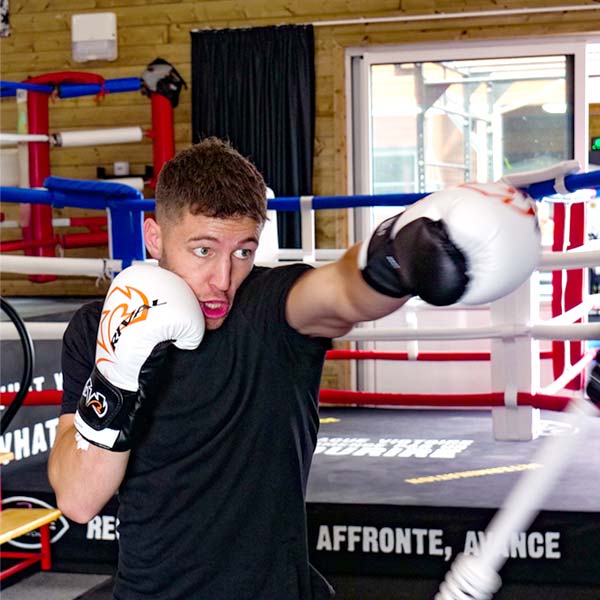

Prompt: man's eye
xmin=234 ymin=248 xmax=253 ymax=259
xmin=193 ymin=247 xmax=210 ymax=257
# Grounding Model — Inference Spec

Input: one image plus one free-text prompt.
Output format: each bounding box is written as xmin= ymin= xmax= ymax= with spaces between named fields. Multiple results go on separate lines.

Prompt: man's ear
xmin=143 ymin=217 xmax=163 ymax=259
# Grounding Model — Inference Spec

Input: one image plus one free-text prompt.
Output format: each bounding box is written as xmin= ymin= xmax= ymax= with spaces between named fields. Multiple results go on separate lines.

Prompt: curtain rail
xmin=191 ymin=5 xmax=600 ymax=32
xmin=312 ymin=5 xmax=600 ymax=27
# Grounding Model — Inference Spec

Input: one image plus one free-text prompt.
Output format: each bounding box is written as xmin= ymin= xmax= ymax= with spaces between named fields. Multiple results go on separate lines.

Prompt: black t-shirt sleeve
xmin=240 ymin=264 xmax=332 ymax=358
xmin=60 ymin=301 xmax=102 ymax=415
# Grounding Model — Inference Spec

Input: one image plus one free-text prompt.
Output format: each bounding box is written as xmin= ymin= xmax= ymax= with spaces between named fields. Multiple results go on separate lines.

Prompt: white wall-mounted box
xmin=72 ymin=12 xmax=118 ymax=63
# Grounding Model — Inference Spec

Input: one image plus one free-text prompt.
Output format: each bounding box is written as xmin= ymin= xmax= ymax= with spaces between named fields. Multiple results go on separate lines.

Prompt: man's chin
xmin=205 ymin=317 xmax=226 ymax=331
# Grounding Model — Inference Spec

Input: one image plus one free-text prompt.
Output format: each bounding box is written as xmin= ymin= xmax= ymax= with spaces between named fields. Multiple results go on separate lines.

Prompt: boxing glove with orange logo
xmin=74 ymin=263 xmax=205 ymax=451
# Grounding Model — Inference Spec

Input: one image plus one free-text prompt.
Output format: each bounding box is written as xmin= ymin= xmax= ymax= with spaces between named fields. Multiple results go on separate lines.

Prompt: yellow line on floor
xmin=405 ymin=463 xmax=543 ymax=485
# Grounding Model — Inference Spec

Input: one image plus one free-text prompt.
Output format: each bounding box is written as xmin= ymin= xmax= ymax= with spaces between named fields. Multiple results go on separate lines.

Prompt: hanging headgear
xmin=141 ymin=58 xmax=187 ymax=108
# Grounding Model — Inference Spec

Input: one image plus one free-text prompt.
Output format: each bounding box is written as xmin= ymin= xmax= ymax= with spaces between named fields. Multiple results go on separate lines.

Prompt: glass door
xmin=348 ymin=36 xmax=595 ymax=394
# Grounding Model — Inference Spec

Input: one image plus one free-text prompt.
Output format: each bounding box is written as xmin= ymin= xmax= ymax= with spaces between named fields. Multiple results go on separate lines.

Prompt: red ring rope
xmin=0 ymin=390 xmax=61 ymax=406
xmin=325 ymin=350 xmax=554 ymax=361
xmin=319 ymin=389 xmax=572 ymax=411
xmin=0 ymin=388 xmax=573 ymax=411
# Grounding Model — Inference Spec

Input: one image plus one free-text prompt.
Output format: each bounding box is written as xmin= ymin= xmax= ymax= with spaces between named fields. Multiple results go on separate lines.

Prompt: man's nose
xmin=210 ymin=256 xmax=232 ymax=291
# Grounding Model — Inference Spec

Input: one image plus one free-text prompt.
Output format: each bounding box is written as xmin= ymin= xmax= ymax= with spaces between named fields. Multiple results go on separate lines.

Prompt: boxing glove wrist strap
xmin=74 ymin=366 xmax=138 ymax=452
xmin=359 ymin=215 xmax=470 ymax=306
xmin=358 ymin=215 xmax=412 ymax=298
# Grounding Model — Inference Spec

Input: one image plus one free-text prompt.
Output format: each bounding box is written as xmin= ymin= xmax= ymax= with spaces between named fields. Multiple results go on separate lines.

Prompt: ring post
xmin=107 ymin=203 xmax=146 ymax=270
xmin=300 ymin=196 xmax=316 ymax=263
xmin=148 ymin=93 xmax=175 ymax=188
xmin=490 ymin=278 xmax=541 ymax=441
xmin=39 ymin=177 xmax=151 ymax=271
xmin=25 ymin=89 xmax=56 ymax=282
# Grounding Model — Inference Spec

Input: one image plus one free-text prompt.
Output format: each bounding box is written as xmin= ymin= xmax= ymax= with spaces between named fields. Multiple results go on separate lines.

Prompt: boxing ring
xmin=1 ymin=167 xmax=599 ymax=597
xmin=0 ymin=68 xmax=180 ymax=283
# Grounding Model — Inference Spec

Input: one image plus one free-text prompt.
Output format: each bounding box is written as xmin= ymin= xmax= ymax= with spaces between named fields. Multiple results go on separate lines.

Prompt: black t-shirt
xmin=61 ymin=264 xmax=334 ymax=600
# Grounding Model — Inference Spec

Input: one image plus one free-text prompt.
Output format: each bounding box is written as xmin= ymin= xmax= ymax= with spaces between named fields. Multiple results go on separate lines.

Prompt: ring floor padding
xmin=307 ymin=407 xmax=600 ymax=588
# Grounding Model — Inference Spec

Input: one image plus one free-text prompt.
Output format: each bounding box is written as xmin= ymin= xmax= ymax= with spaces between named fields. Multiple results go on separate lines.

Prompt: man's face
xmin=149 ymin=211 xmax=262 ymax=330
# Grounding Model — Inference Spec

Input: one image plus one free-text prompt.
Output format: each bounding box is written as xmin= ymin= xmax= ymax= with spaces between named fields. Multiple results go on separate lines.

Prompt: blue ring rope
xmin=0 ymin=171 xmax=598 ymax=212
xmin=0 ymin=77 xmax=141 ymax=98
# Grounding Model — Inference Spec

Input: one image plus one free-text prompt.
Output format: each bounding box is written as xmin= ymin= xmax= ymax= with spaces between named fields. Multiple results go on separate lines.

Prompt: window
xmin=350 ymin=38 xmax=593 ymax=235
xmin=364 ymin=55 xmax=574 ymax=231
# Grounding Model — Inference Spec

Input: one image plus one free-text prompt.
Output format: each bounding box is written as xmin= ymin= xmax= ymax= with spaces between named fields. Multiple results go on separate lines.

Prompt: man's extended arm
xmin=287 ymin=244 xmax=407 ymax=338
xmin=287 ymin=181 xmax=541 ymax=338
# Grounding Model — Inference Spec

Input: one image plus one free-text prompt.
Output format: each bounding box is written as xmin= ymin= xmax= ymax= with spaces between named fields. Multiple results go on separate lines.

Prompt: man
xmin=48 ymin=138 xmax=540 ymax=599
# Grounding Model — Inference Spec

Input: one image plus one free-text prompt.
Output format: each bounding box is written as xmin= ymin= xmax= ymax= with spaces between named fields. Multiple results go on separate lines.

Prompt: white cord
xmin=436 ymin=554 xmax=501 ymax=600
xmin=435 ymin=397 xmax=598 ymax=599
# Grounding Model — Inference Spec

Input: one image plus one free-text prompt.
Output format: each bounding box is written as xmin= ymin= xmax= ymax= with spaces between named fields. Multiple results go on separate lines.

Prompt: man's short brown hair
xmin=155 ymin=137 xmax=268 ymax=225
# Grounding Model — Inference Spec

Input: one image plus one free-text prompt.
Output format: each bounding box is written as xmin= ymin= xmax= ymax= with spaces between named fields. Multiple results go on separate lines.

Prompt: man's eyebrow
xmin=187 ymin=235 xmax=219 ymax=242
xmin=186 ymin=235 xmax=259 ymax=245
xmin=186 ymin=235 xmax=219 ymax=243
xmin=240 ymin=236 xmax=260 ymax=245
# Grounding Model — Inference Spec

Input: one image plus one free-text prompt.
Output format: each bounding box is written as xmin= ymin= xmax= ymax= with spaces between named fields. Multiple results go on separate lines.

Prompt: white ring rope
xmin=0 ymin=219 xmax=77 ymax=229
xmin=544 ymin=293 xmax=600 ymax=325
xmin=0 ymin=321 xmax=68 ymax=340
xmin=436 ymin=397 xmax=599 ymax=600
xmin=258 ymin=248 xmax=600 ymax=269
xmin=1 ymin=248 xmax=597 ymax=347
xmin=255 ymin=248 xmax=600 ymax=269
xmin=0 ymin=127 xmax=144 ymax=147
xmin=258 ymin=248 xmax=346 ymax=265
xmin=339 ymin=323 xmax=598 ymax=342
xmin=52 ymin=127 xmax=144 ymax=148
xmin=539 ymin=349 xmax=598 ymax=396
xmin=3 ymin=319 xmax=597 ymax=344
xmin=0 ymin=133 xmax=50 ymax=144
xmin=538 ymin=248 xmax=600 ymax=270
xmin=2 ymin=247 xmax=596 ymax=274
xmin=531 ymin=323 xmax=599 ymax=341
xmin=0 ymin=255 xmax=122 ymax=277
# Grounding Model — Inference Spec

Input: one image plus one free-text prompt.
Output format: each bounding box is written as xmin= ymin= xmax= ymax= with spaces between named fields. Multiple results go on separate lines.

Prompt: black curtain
xmin=191 ymin=25 xmax=315 ymax=248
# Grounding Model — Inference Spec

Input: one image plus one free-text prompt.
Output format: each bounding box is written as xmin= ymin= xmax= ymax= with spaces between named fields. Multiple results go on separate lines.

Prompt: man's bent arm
xmin=48 ymin=413 xmax=129 ymax=524
xmin=286 ymin=244 xmax=408 ymax=339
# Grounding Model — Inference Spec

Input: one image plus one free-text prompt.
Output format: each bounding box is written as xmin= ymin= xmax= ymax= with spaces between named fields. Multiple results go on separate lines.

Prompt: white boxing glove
xmin=395 ymin=181 xmax=541 ymax=305
xmin=74 ymin=263 xmax=205 ymax=451
xmin=359 ymin=181 xmax=541 ymax=306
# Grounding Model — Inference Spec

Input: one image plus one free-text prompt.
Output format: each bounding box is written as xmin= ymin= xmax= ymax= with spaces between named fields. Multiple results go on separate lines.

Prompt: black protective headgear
xmin=141 ymin=58 xmax=187 ymax=108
